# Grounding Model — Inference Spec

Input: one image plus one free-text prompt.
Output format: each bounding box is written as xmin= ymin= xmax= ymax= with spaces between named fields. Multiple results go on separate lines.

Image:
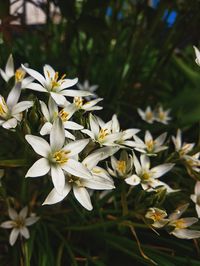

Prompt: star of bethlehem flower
xmin=0 ymin=54 xmax=33 ymax=87
xmin=168 ymin=204 xmax=200 ymax=239
xmin=0 ymin=206 xmax=39 ymax=246
xmin=108 ymin=150 xmax=134 ymax=179
xmin=190 ymin=181 xmax=200 ymax=218
xmin=155 ymin=106 xmax=171 ymax=125
xmin=125 ymin=153 xmax=174 ymax=191
xmin=25 ymin=117 xmax=91 ymax=195
xmin=82 ymin=114 xmax=122 ymax=147
xmin=193 ymin=46 xmax=200 ymax=66
xmin=22 ymin=64 xmax=93 ymax=106
xmin=137 ymin=106 xmax=155 ymax=124
xmin=77 ymin=80 xmax=99 ymax=101
xmin=110 ymin=114 xmax=140 ymax=147
xmin=172 ymin=129 xmax=195 ymax=157
xmin=145 ymin=207 xmax=169 ymax=228
xmin=0 ymin=90 xmax=33 ymax=129
xmin=131 ymin=130 xmax=168 ymax=156
xmin=72 ymin=96 xmax=103 ymax=112
xmin=40 ymin=98 xmax=82 ymax=140
xmin=184 ymin=152 xmax=200 ymax=173
xmin=43 ymin=147 xmax=117 ymax=210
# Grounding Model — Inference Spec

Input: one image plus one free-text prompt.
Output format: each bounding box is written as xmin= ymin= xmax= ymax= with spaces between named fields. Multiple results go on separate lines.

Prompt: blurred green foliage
xmin=1 ymin=0 xmax=200 ymax=265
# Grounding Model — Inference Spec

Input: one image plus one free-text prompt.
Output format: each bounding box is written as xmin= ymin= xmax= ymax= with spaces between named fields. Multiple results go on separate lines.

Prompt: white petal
xmin=6 ymin=85 xmax=21 ymax=108
xmin=25 ymin=158 xmax=50 ymax=178
xmin=9 ymin=228 xmax=19 ymax=246
xmin=133 ymin=154 xmax=141 ymax=175
xmin=40 ymin=122 xmax=52 ymax=135
xmin=19 ymin=207 xmax=28 ymax=219
xmin=25 ymin=135 xmax=51 ymax=157
xmin=155 ymin=132 xmax=167 ymax=146
xmin=26 ymin=82 xmax=47 ymax=92
xmin=172 ymin=228 xmax=200 ymax=239
xmin=43 ymin=184 xmax=71 ymax=205
xmin=193 ymin=46 xmax=200 ymax=66
xmin=43 ymin=64 xmax=55 ymax=81
xmin=89 ymin=114 xmax=99 ymax=136
xmin=50 ymin=118 xmax=65 ymax=152
xmin=125 ymin=175 xmax=141 ymax=186
xmin=64 ymin=121 xmax=83 ymax=130
xmin=25 ymin=216 xmax=40 ymax=226
xmin=169 ymin=204 xmax=189 ymax=220
xmin=12 ymin=101 xmax=33 ymax=115
xmin=8 ymin=208 xmax=18 ymax=220
xmin=73 ymin=186 xmax=93 ymax=210
xmin=181 ymin=217 xmax=198 ymax=227
xmin=81 ymin=129 xmax=95 ymax=139
xmin=196 ymin=205 xmax=200 ymax=218
xmin=40 ymin=100 xmax=50 ymax=121
xmin=50 ymin=92 xmax=67 ymax=106
xmin=59 ymin=78 xmax=78 ymax=90
xmin=122 ymin=129 xmax=140 ymax=140
xmin=82 ymin=176 xmax=114 ymax=190
xmin=51 ymin=165 xmax=65 ymax=194
xmin=64 ymin=130 xmax=75 ymax=140
xmin=112 ymin=114 xmax=120 ymax=132
xmin=62 ymin=159 xmax=92 ymax=180
xmin=63 ymin=139 xmax=89 ymax=157
xmin=140 ymin=154 xmax=150 ymax=170
xmin=1 ymin=221 xmax=14 ymax=229
xmin=151 ymin=163 xmax=174 ymax=178
xmin=20 ymin=227 xmax=30 ymax=239
xmin=22 ymin=65 xmax=46 ymax=86
xmin=2 ymin=118 xmax=17 ymax=129
xmin=144 ymin=131 xmax=153 ymax=143
xmin=60 ymin=89 xmax=93 ymax=97
xmin=82 ymin=98 xmax=103 ymax=109
xmin=5 ymin=54 xmax=14 ymax=78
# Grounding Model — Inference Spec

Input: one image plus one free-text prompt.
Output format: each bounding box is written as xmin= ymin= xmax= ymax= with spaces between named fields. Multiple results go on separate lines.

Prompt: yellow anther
xmin=59 ymin=109 xmax=69 ymax=122
xmin=141 ymin=171 xmax=151 ymax=180
xmin=0 ymin=96 xmax=8 ymax=119
xmin=50 ymin=71 xmax=66 ymax=89
xmin=53 ymin=150 xmax=70 ymax=164
xmin=15 ymin=69 xmax=25 ymax=83
xmin=98 ymin=128 xmax=109 ymax=140
xmin=116 ymin=160 xmax=126 ymax=174
xmin=173 ymin=219 xmax=187 ymax=229
xmin=146 ymin=139 xmax=155 ymax=152
xmin=74 ymin=97 xmax=83 ymax=108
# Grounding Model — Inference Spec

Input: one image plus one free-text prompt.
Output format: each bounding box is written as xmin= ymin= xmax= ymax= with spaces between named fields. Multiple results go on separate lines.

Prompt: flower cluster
xmin=0 ymin=49 xmax=200 ymax=248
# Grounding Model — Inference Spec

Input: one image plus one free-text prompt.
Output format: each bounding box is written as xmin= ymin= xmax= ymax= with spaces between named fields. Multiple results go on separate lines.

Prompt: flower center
xmin=146 ymin=111 xmax=153 ymax=121
xmin=116 ymin=160 xmax=126 ymax=174
xmin=74 ymin=97 xmax=83 ymax=108
xmin=141 ymin=171 xmax=151 ymax=181
xmin=59 ymin=109 xmax=69 ymax=122
xmin=173 ymin=219 xmax=187 ymax=229
xmin=98 ymin=128 xmax=109 ymax=141
xmin=145 ymin=139 xmax=155 ymax=152
xmin=0 ymin=96 xmax=9 ymax=119
xmin=50 ymin=72 xmax=66 ymax=90
xmin=68 ymin=175 xmax=83 ymax=187
xmin=13 ymin=217 xmax=25 ymax=229
xmin=158 ymin=111 xmax=165 ymax=121
xmin=148 ymin=210 xmax=166 ymax=222
xmin=52 ymin=150 xmax=69 ymax=164
xmin=15 ymin=68 xmax=26 ymax=83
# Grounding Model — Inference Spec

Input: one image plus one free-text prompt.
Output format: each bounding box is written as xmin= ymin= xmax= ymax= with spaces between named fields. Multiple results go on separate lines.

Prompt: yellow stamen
xmin=141 ymin=171 xmax=151 ymax=180
xmin=0 ymin=97 xmax=8 ymax=119
xmin=74 ymin=97 xmax=83 ymax=108
xmin=158 ymin=111 xmax=165 ymax=121
xmin=145 ymin=139 xmax=155 ymax=152
xmin=50 ymin=71 xmax=66 ymax=90
xmin=15 ymin=68 xmax=25 ymax=83
xmin=53 ymin=150 xmax=70 ymax=164
xmin=173 ymin=219 xmax=187 ymax=229
xmin=98 ymin=128 xmax=109 ymax=141
xmin=116 ymin=160 xmax=126 ymax=174
xmin=59 ymin=109 xmax=69 ymax=122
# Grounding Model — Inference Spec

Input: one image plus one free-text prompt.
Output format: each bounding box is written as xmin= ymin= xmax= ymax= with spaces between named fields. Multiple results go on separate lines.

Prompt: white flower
xmin=184 ymin=152 xmax=200 ymax=173
xmin=25 ymin=118 xmax=91 ymax=194
xmin=108 ymin=150 xmax=134 ymax=178
xmin=125 ymin=154 xmax=174 ymax=191
xmin=193 ymin=46 xmax=200 ymax=66
xmin=111 ymin=114 xmax=140 ymax=147
xmin=1 ymin=206 xmax=39 ymax=246
xmin=0 ymin=54 xmax=33 ymax=87
xmin=22 ymin=64 xmax=92 ymax=106
xmin=72 ymin=96 xmax=103 ymax=112
xmin=131 ymin=131 xmax=168 ymax=156
xmin=0 ymin=91 xmax=33 ymax=130
xmin=137 ymin=106 xmax=155 ymax=124
xmin=190 ymin=181 xmax=200 ymax=218
xmin=168 ymin=204 xmax=200 ymax=239
xmin=40 ymin=98 xmax=82 ymax=140
xmin=43 ymin=147 xmax=116 ymax=210
xmin=145 ymin=208 xmax=169 ymax=228
xmin=155 ymin=106 xmax=171 ymax=124
xmin=82 ymin=114 xmax=122 ymax=147
xmin=77 ymin=80 xmax=99 ymax=100
xmin=172 ymin=129 xmax=195 ymax=157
